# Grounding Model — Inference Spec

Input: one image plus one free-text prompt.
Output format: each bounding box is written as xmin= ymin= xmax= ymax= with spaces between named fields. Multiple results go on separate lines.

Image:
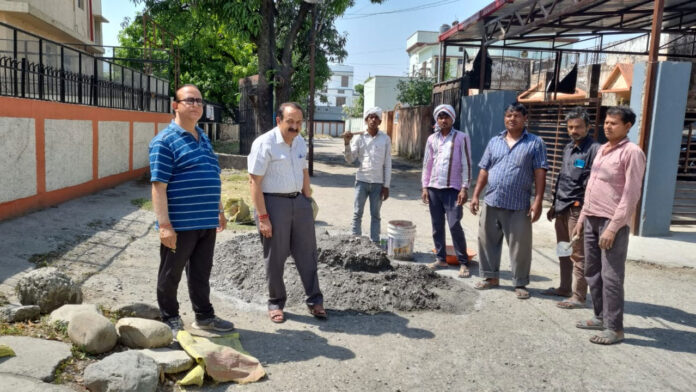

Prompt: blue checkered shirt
xmin=479 ymin=129 xmax=548 ymax=211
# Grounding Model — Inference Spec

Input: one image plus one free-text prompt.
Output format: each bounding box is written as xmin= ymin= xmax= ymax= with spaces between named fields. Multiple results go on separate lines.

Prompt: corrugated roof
xmin=440 ymin=0 xmax=696 ymax=46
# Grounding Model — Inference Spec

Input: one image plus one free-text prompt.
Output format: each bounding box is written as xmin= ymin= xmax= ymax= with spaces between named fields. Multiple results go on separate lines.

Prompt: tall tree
xmin=128 ymin=0 xmax=386 ymax=131
xmin=195 ymin=0 xmax=385 ymax=132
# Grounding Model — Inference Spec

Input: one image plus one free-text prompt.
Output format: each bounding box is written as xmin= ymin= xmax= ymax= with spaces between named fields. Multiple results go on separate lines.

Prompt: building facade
xmin=363 ymin=75 xmax=411 ymax=112
xmin=317 ymin=63 xmax=356 ymax=107
xmin=0 ymin=0 xmax=107 ymax=54
xmin=407 ymin=30 xmax=465 ymax=79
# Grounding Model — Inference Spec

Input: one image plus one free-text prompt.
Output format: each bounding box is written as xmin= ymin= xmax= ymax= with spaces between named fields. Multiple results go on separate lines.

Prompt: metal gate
xmin=673 ymin=110 xmax=696 ymax=225
xmin=525 ymin=98 xmax=604 ymax=200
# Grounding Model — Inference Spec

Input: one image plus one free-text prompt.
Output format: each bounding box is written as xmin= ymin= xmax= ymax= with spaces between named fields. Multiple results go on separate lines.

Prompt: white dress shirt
xmin=247 ymin=127 xmax=307 ymax=193
xmin=344 ymin=130 xmax=392 ymax=188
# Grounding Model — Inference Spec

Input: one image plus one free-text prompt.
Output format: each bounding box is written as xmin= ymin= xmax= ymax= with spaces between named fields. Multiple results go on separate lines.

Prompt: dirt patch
xmin=210 ymin=232 xmax=476 ymax=314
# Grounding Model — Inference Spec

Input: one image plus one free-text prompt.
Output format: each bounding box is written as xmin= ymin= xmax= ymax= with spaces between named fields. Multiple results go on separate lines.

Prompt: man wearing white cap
xmin=422 ymin=104 xmax=472 ymax=278
xmin=342 ymin=107 xmax=392 ymax=243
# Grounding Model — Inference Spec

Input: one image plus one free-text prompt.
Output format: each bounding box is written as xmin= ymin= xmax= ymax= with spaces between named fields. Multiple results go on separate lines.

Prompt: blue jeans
xmin=352 ymin=181 xmax=383 ymax=243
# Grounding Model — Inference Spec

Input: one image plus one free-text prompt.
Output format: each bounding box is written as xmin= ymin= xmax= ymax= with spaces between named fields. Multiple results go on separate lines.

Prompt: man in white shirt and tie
xmin=248 ymin=102 xmax=325 ymax=324
xmin=342 ymin=107 xmax=392 ymax=243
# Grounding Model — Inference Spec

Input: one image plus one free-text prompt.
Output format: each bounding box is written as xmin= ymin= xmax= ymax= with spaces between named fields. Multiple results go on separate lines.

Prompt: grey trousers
xmin=259 ymin=194 xmax=323 ymax=310
xmin=478 ymin=204 xmax=532 ymax=287
xmin=584 ymin=216 xmax=629 ymax=331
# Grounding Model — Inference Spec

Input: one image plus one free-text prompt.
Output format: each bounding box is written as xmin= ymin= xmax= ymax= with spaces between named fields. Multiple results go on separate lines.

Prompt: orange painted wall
xmin=0 ymin=96 xmax=172 ymax=221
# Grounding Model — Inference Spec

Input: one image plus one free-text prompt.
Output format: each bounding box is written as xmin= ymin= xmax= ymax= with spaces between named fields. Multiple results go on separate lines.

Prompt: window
xmin=338 ymin=89 xmax=345 ymax=94
xmin=77 ymin=0 xmax=84 ymax=10
xmin=336 ymin=97 xmax=346 ymax=106
xmin=341 ymin=76 xmax=348 ymax=87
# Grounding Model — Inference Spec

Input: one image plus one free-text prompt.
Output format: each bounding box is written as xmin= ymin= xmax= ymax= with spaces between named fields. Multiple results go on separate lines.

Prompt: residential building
xmin=363 ymin=75 xmax=411 ymax=112
xmin=317 ymin=63 xmax=355 ymax=107
xmin=0 ymin=0 xmax=107 ymax=55
xmin=407 ymin=29 xmax=465 ymax=79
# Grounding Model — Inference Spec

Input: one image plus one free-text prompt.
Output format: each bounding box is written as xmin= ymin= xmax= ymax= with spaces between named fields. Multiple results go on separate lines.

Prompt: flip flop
xmin=473 ymin=278 xmax=499 ymax=290
xmin=308 ymin=304 xmax=327 ymax=320
xmin=268 ymin=309 xmax=285 ymax=324
xmin=576 ymin=317 xmax=604 ymax=330
xmin=540 ymin=287 xmax=572 ymax=298
xmin=458 ymin=265 xmax=471 ymax=278
xmin=557 ymin=299 xmax=585 ymax=309
xmin=427 ymin=261 xmax=449 ymax=270
xmin=590 ymin=330 xmax=624 ymax=345
xmin=514 ymin=287 xmax=530 ymax=300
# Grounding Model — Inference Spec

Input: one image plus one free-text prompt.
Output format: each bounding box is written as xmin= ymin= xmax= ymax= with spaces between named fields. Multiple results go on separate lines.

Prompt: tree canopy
xmin=123 ymin=0 xmax=386 ymax=127
xmin=397 ymin=76 xmax=434 ymax=107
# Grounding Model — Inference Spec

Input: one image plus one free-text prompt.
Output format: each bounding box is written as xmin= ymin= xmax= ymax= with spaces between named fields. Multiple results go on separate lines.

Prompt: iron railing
xmin=0 ymin=21 xmax=170 ymax=113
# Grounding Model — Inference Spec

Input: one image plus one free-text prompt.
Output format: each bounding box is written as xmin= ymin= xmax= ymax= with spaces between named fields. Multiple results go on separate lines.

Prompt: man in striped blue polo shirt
xmin=149 ymin=84 xmax=234 ymax=336
xmin=470 ymin=103 xmax=548 ymax=299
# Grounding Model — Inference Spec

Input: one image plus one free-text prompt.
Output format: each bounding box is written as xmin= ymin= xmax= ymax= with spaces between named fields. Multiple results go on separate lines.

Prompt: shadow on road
xmin=623 ymin=327 xmax=696 ymax=353
xmin=289 ymin=310 xmax=435 ymax=340
xmin=235 ymin=327 xmax=355 ymax=365
xmin=621 ymin=300 xmax=696 ymax=352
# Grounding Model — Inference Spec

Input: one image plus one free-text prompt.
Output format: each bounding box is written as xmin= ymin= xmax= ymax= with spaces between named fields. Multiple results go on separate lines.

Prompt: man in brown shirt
xmin=573 ymin=106 xmax=646 ymax=345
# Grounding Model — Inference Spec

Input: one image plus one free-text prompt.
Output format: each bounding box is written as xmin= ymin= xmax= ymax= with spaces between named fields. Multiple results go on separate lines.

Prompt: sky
xmin=100 ymin=0 xmax=494 ymax=85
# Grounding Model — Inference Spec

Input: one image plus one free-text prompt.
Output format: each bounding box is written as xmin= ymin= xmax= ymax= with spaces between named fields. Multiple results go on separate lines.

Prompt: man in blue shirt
xmin=149 ymin=84 xmax=234 ymax=336
xmin=470 ymin=103 xmax=548 ymax=299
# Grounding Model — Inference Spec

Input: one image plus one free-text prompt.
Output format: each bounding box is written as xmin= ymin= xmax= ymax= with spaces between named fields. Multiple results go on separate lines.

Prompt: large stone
xmin=49 ymin=303 xmax=101 ymax=325
xmin=116 ymin=317 xmax=172 ymax=349
xmin=0 ymin=373 xmax=74 ymax=391
xmin=111 ymin=302 xmax=160 ymax=320
xmin=68 ymin=312 xmax=117 ymax=354
xmin=0 ymin=336 xmax=72 ymax=382
xmin=15 ymin=267 xmax=82 ymax=313
xmin=0 ymin=304 xmax=40 ymax=322
xmin=0 ymin=291 xmax=8 ymax=305
xmin=83 ymin=351 xmax=159 ymax=392
xmin=139 ymin=347 xmax=194 ymax=374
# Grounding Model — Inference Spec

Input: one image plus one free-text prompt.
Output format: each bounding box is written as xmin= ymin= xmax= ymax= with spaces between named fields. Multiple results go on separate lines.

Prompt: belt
xmin=264 ymin=192 xmax=300 ymax=198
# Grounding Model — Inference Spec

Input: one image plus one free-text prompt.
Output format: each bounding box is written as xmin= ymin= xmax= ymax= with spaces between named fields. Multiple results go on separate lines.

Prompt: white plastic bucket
xmin=387 ymin=220 xmax=416 ymax=260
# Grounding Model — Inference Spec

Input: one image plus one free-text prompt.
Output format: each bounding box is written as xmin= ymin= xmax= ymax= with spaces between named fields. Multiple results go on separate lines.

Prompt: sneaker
xmin=192 ymin=316 xmax=235 ymax=332
xmin=163 ymin=316 xmax=184 ymax=340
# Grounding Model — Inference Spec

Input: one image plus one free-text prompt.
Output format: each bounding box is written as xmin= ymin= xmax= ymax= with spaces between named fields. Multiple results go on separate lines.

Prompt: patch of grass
xmin=86 ymin=219 xmax=103 ymax=229
xmin=28 ymin=250 xmax=62 ymax=267
xmin=130 ymin=198 xmax=153 ymax=211
xmin=213 ymin=140 xmax=240 ymax=155
xmin=0 ymin=316 xmax=70 ymax=341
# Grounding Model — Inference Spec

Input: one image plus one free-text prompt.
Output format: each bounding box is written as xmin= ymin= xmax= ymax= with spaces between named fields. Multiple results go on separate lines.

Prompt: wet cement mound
xmin=210 ymin=232 xmax=476 ymax=314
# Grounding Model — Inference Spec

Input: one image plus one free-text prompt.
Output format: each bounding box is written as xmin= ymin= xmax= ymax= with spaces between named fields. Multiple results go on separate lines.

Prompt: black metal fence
xmin=0 ymin=22 xmax=170 ymax=113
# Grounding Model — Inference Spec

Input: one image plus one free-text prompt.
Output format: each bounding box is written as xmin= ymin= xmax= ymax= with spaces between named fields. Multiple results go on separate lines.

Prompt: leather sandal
xmin=308 ymin=304 xmax=327 ymax=319
xmin=474 ymin=278 xmax=499 ymax=290
xmin=268 ymin=309 xmax=285 ymax=324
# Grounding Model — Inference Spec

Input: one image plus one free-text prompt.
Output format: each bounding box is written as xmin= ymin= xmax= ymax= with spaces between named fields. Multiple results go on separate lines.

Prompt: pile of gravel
xmin=210 ymin=232 xmax=475 ymax=314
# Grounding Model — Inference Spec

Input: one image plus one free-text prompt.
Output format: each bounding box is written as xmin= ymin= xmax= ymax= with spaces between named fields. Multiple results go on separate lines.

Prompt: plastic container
xmin=387 ymin=220 xmax=416 ymax=260
xmin=432 ymin=245 xmax=478 ymax=265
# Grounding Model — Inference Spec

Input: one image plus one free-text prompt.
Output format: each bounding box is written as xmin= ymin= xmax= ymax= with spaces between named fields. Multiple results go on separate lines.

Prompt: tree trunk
xmin=254 ymin=0 xmax=276 ymax=134
xmin=274 ymin=2 xmax=310 ymax=108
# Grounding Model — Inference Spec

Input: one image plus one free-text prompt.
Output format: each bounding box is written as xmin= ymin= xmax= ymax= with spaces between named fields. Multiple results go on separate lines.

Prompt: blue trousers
xmin=352 ymin=180 xmax=383 ymax=243
xmin=427 ymin=187 xmax=468 ymax=264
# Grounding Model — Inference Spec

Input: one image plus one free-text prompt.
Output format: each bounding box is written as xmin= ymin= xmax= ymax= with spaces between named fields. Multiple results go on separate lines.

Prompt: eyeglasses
xmin=176 ymin=97 xmax=205 ymax=106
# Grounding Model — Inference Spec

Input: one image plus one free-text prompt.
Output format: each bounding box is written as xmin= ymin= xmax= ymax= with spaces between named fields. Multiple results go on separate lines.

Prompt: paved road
xmin=0 ymin=137 xmax=694 ymax=391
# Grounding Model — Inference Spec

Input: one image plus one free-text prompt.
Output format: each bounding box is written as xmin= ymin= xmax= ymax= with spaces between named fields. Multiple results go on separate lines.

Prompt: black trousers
xmin=157 ymin=228 xmax=216 ymax=321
